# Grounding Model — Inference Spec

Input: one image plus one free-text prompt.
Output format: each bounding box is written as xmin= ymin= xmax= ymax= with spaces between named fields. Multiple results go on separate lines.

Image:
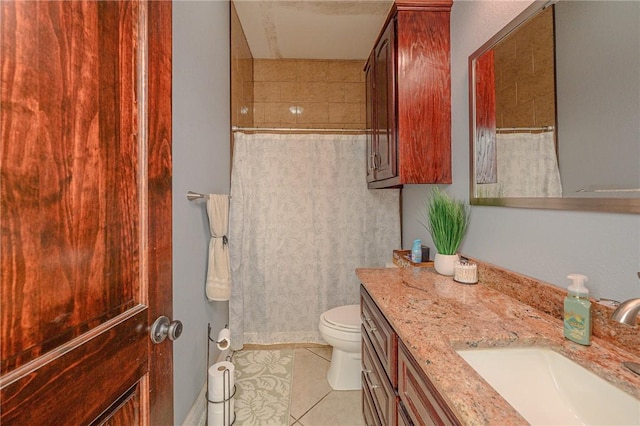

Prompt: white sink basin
xmin=457 ymin=347 xmax=640 ymax=425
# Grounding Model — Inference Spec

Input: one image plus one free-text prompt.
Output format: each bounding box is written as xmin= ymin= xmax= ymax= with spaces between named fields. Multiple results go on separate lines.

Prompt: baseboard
xmin=182 ymin=383 xmax=207 ymax=426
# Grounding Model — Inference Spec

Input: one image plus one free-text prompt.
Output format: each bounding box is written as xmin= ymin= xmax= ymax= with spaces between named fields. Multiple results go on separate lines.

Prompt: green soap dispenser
xmin=563 ymin=274 xmax=592 ymax=345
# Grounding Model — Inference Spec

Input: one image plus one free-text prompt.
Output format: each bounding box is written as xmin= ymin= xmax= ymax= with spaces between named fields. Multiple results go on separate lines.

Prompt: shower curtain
xmin=478 ymin=131 xmax=563 ymax=197
xmin=229 ymin=132 xmax=400 ymax=349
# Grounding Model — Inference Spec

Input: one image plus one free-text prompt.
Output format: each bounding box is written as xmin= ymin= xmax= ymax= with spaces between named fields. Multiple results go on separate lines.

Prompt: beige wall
xmin=494 ymin=7 xmax=555 ymax=128
xmin=232 ymin=4 xmax=365 ymax=130
xmin=231 ymin=3 xmax=254 ymax=128
xmin=253 ymin=59 xmax=366 ymax=129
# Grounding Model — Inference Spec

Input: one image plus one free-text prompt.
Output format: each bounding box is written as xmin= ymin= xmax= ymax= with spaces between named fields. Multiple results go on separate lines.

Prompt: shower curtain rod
xmin=232 ymin=126 xmax=367 ymax=134
xmin=496 ymin=125 xmax=554 ymax=132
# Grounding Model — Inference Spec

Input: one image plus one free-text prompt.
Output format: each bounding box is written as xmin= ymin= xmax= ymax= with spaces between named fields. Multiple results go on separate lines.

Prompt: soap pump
xmin=563 ymin=274 xmax=592 ymax=345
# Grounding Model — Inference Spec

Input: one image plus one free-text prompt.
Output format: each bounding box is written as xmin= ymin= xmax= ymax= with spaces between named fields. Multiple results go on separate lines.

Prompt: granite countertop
xmin=357 ymin=266 xmax=640 ymax=425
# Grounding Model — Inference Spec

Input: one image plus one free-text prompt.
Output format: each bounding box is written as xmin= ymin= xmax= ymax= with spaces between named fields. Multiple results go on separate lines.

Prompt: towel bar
xmin=186 ymin=191 xmax=231 ymax=201
xmin=187 ymin=191 xmax=207 ymax=201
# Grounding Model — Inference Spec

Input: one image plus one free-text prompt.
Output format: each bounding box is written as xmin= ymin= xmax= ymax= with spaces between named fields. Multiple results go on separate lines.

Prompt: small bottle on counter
xmin=563 ymin=274 xmax=592 ymax=345
xmin=411 ymin=239 xmax=422 ymax=263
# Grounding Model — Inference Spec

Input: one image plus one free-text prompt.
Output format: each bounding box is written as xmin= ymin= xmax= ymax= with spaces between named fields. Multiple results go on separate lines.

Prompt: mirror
xmin=469 ymin=0 xmax=640 ymax=213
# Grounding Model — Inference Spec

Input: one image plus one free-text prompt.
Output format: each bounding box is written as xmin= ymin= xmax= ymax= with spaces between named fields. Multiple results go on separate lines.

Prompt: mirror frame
xmin=468 ymin=0 xmax=640 ymax=214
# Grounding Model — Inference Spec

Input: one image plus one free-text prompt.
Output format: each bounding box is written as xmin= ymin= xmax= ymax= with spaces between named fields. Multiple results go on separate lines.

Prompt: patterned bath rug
xmin=232 ymin=349 xmax=294 ymax=426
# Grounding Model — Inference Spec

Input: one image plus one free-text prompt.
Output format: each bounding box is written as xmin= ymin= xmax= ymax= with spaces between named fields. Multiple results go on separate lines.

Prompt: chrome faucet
xmin=611 ymin=298 xmax=640 ymax=326
xmin=611 ymin=273 xmax=640 ymax=325
xmin=611 ymin=293 xmax=640 ymax=377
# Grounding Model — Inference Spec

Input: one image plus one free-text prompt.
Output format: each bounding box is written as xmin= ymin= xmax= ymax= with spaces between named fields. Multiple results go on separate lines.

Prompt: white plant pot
xmin=434 ymin=253 xmax=459 ymax=276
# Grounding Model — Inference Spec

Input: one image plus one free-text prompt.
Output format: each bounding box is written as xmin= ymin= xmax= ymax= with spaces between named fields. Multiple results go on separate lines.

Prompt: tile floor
xmin=289 ymin=346 xmax=365 ymax=426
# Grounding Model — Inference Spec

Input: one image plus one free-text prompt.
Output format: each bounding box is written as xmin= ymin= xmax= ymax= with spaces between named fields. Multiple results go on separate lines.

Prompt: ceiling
xmin=233 ymin=0 xmax=393 ymax=60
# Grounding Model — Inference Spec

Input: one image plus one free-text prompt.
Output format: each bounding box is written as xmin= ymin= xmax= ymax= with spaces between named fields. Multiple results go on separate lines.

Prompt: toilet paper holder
xmin=207 ymin=323 xmax=236 ymax=426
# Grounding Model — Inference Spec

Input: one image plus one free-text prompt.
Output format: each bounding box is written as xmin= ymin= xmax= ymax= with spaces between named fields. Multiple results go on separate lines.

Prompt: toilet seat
xmin=321 ymin=304 xmax=360 ymax=332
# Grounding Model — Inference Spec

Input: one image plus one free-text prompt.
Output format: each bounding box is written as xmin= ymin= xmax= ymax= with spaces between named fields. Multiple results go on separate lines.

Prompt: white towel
xmin=206 ymin=194 xmax=231 ymax=301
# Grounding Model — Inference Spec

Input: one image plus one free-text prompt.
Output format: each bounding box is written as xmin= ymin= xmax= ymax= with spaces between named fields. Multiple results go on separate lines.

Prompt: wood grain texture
xmin=2 ymin=0 xmax=174 ymax=423
xmin=474 ymin=50 xmax=498 ymax=184
xmin=365 ymin=56 xmax=376 ymax=183
xmin=94 ymin=384 xmax=141 ymax=426
xmin=361 ymin=381 xmax=380 ymax=426
xmin=1 ymin=0 xmax=139 ymax=373
xmin=372 ymin=22 xmax=396 ymax=181
xmin=396 ymin=9 xmax=451 ymax=184
xmin=1 ymin=309 xmax=148 ymax=425
xmin=395 ymin=0 xmax=453 ymax=12
xmin=366 ymin=2 xmax=451 ymax=188
xmin=398 ymin=402 xmax=413 ymax=426
xmin=398 ymin=341 xmax=461 ymax=426
xmin=361 ymin=287 xmax=397 ymax=386
xmin=146 ymin=1 xmax=174 ymax=424
xmin=362 ymin=331 xmax=396 ymax=425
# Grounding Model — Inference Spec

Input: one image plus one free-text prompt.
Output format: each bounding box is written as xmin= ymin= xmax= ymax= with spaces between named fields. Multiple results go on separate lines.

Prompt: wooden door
xmin=0 ymin=1 xmax=173 ymax=424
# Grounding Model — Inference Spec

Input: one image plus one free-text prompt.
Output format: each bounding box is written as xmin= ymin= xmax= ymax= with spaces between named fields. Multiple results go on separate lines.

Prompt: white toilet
xmin=318 ymin=304 xmax=362 ymax=390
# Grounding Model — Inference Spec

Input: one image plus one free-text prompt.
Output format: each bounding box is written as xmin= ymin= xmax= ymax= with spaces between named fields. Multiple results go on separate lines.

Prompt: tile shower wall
xmin=253 ymin=59 xmax=366 ymax=129
xmin=494 ymin=6 xmax=555 ymax=128
xmin=231 ymin=3 xmax=254 ymax=128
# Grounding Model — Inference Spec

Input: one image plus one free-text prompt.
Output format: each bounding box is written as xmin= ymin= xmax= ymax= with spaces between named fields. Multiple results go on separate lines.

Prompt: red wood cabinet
xmin=361 ymin=287 xmax=398 ymax=425
xmin=398 ymin=341 xmax=461 ymax=426
xmin=361 ymin=285 xmax=461 ymax=426
xmin=366 ymin=1 xmax=453 ymax=188
xmin=367 ymin=22 xmax=397 ymax=184
xmin=363 ymin=332 xmax=397 ymax=425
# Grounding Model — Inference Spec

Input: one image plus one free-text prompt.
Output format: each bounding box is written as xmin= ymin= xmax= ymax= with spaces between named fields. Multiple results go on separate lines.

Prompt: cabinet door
xmin=398 ymin=342 xmax=460 ymax=426
xmin=365 ymin=55 xmax=376 ymax=183
xmin=398 ymin=401 xmax=414 ymax=426
xmin=363 ymin=330 xmax=397 ymax=426
xmin=361 ymin=287 xmax=398 ymax=386
xmin=362 ymin=372 xmax=383 ymax=426
xmin=373 ymin=19 xmax=397 ymax=181
xmin=395 ymin=8 xmax=451 ymax=184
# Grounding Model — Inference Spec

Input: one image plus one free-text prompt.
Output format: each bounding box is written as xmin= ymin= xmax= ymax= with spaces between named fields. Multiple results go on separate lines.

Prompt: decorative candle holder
xmin=453 ymin=260 xmax=478 ymax=284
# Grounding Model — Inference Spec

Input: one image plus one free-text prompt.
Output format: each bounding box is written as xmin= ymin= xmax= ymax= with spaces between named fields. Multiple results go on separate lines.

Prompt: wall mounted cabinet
xmin=366 ymin=0 xmax=453 ymax=188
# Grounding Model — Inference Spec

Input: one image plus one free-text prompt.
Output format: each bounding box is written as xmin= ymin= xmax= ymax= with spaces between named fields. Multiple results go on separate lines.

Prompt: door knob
xmin=150 ymin=316 xmax=183 ymax=344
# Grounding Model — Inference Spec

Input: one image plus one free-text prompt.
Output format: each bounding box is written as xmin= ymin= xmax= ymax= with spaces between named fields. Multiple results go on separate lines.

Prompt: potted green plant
xmin=422 ymin=187 xmax=470 ymax=276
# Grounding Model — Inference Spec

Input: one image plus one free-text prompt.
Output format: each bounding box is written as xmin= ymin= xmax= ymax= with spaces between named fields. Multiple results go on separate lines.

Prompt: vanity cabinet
xmin=363 ymin=382 xmax=382 ymax=426
xmin=361 ymin=285 xmax=460 ymax=426
xmin=365 ymin=1 xmax=453 ymax=189
xmin=398 ymin=341 xmax=461 ymax=426
xmin=361 ymin=287 xmax=397 ymax=425
xmin=397 ymin=402 xmax=413 ymax=426
xmin=363 ymin=331 xmax=397 ymax=425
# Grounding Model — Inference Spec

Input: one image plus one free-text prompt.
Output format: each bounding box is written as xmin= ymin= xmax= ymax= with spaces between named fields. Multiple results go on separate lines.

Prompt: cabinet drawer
xmin=398 ymin=341 xmax=460 ymax=426
xmin=363 ymin=330 xmax=396 ymax=426
xmin=362 ymin=374 xmax=382 ymax=426
xmin=361 ymin=286 xmax=398 ymax=386
xmin=397 ymin=401 xmax=413 ymax=426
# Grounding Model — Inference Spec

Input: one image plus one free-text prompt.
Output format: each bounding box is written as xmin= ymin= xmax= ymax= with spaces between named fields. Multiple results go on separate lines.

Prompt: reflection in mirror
xmin=469 ymin=1 xmax=640 ymax=213
xmin=474 ymin=6 xmax=557 ymax=198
